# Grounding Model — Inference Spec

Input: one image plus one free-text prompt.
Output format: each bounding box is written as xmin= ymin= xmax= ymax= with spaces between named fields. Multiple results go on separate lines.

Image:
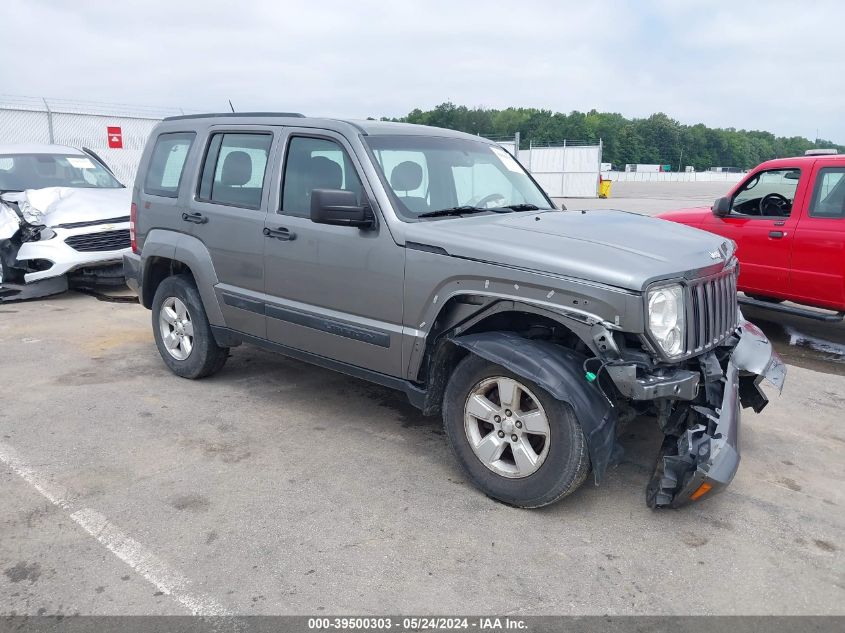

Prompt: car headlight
xmin=648 ymin=284 xmax=685 ymax=357
xmin=20 ymin=200 xmax=44 ymax=224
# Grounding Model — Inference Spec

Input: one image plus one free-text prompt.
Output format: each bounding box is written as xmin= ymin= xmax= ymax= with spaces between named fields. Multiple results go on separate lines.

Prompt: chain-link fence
xmin=0 ymin=95 xmax=196 ymax=186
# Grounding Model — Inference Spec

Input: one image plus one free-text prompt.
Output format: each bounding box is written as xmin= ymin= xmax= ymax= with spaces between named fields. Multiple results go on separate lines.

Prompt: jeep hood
xmin=0 ymin=186 xmax=131 ymax=228
xmin=403 ymin=209 xmax=734 ymax=291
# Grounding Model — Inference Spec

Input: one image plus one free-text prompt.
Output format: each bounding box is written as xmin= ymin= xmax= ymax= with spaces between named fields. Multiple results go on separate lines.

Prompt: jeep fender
xmin=141 ymin=230 xmax=225 ymax=326
xmin=451 ymin=331 xmax=618 ymax=483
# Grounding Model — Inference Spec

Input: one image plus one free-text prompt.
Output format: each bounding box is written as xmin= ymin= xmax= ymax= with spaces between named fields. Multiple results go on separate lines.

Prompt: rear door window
xmin=144 ymin=132 xmax=195 ymax=198
xmin=198 ymin=133 xmax=273 ymax=210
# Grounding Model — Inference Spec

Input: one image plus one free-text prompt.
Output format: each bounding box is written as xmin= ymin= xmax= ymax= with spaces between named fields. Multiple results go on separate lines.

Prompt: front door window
xmin=731 ymin=168 xmax=801 ymax=218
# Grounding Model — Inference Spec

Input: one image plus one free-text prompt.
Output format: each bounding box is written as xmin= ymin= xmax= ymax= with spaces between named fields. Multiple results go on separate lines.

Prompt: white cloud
xmin=5 ymin=0 xmax=844 ymax=142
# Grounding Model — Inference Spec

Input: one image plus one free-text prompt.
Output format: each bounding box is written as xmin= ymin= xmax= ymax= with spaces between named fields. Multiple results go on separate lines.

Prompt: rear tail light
xmin=130 ymin=202 xmax=138 ymax=254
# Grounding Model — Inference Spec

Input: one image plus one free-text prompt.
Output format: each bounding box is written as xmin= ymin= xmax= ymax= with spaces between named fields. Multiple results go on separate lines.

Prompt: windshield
xmin=365 ymin=135 xmax=552 ymax=220
xmin=0 ymin=153 xmax=123 ymax=192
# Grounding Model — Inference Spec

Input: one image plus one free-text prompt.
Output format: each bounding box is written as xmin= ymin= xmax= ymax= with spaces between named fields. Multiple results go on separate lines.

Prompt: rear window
xmin=143 ymin=132 xmax=195 ymax=198
xmin=198 ymin=133 xmax=272 ymax=209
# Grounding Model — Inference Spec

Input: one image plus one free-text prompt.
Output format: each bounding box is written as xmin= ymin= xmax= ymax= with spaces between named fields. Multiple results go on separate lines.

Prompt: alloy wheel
xmin=463 ymin=376 xmax=551 ymax=478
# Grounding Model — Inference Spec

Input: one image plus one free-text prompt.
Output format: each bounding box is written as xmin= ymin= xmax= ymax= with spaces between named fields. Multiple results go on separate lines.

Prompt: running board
xmin=738 ymin=296 xmax=845 ymax=322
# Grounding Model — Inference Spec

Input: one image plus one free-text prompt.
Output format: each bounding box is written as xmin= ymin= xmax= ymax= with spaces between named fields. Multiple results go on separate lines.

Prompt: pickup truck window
xmin=365 ymin=135 xmax=551 ymax=221
xmin=809 ymin=167 xmax=845 ymax=218
xmin=731 ymin=168 xmax=800 ymax=218
xmin=281 ymin=136 xmax=364 ymax=218
xmin=198 ymin=133 xmax=272 ymax=210
xmin=144 ymin=132 xmax=195 ymax=198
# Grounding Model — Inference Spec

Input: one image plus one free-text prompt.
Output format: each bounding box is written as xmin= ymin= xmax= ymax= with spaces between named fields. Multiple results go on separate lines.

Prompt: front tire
xmin=151 ymin=274 xmax=228 ymax=379
xmin=443 ymin=354 xmax=591 ymax=508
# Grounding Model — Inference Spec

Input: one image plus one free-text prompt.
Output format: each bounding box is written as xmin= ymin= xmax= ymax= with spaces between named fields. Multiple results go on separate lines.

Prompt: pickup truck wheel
xmin=443 ymin=354 xmax=590 ymax=508
xmin=151 ymin=274 xmax=228 ymax=379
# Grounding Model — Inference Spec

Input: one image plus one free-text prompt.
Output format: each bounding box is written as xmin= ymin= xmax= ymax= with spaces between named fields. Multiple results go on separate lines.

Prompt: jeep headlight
xmin=647 ymin=284 xmax=685 ymax=357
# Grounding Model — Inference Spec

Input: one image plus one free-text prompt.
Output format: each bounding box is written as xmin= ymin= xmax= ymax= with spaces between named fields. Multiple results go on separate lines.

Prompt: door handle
xmin=181 ymin=211 xmax=207 ymax=224
xmin=263 ymin=226 xmax=296 ymax=241
xmin=769 ymin=230 xmax=785 ymax=239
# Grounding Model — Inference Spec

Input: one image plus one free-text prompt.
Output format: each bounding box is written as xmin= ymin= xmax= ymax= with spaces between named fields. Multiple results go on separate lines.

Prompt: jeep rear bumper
xmin=123 ymin=251 xmax=141 ymax=295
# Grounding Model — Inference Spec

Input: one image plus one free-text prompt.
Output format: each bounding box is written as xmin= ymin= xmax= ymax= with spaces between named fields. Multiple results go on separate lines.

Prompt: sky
xmin=4 ymin=0 xmax=844 ymax=143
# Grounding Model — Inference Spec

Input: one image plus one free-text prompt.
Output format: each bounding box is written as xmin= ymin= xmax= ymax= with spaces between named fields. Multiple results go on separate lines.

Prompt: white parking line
xmin=0 ymin=441 xmax=230 ymax=616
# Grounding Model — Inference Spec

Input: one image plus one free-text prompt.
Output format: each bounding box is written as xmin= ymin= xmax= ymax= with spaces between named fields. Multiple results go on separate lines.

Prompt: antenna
xmin=228 ymin=100 xmax=235 ymax=113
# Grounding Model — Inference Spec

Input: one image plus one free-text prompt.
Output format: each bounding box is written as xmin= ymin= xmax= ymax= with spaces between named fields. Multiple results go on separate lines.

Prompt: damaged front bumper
xmin=608 ymin=317 xmax=785 ymax=508
xmin=0 ymin=275 xmax=69 ymax=303
xmin=1 ymin=199 xmax=129 ymax=302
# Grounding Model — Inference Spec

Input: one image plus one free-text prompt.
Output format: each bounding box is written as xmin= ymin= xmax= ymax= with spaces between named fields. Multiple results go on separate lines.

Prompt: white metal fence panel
xmin=606 ymin=170 xmax=744 ymax=183
xmin=492 ymin=137 xmax=601 ymax=198
xmin=496 ymin=141 xmax=517 ymax=156
xmin=518 ymin=144 xmax=601 ymax=198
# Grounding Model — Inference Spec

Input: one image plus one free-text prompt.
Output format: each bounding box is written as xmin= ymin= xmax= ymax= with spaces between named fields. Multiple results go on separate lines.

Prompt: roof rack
xmin=163 ymin=112 xmax=306 ymax=121
xmin=804 ymin=148 xmax=838 ymax=156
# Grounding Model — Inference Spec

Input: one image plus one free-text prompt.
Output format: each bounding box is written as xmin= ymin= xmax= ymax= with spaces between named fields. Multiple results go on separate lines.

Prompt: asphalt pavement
xmin=1 ymin=288 xmax=842 ymax=616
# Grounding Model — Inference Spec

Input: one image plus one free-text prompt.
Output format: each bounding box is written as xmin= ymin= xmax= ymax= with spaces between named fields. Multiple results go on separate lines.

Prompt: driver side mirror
xmin=711 ymin=196 xmax=731 ymax=217
xmin=310 ymin=189 xmax=373 ymax=228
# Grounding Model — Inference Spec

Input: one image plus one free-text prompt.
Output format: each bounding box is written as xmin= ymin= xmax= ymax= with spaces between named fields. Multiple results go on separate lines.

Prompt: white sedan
xmin=0 ymin=144 xmax=132 ymax=302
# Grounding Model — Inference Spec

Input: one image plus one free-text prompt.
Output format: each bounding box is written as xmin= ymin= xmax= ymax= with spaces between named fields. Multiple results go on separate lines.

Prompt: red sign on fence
xmin=107 ymin=126 xmax=123 ymax=149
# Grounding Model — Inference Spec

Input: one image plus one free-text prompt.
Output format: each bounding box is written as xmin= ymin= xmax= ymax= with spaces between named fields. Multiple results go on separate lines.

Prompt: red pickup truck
xmin=660 ymin=152 xmax=845 ymax=321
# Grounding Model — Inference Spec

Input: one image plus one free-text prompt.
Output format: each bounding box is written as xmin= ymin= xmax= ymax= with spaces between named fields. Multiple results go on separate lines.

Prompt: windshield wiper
xmin=417 ymin=203 xmax=547 ymax=219
xmin=417 ymin=206 xmax=491 ymax=219
xmin=487 ymin=203 xmax=544 ymax=212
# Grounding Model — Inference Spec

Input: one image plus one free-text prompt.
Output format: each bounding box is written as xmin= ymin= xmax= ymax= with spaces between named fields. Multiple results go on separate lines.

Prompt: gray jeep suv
xmin=124 ymin=113 xmax=785 ymax=509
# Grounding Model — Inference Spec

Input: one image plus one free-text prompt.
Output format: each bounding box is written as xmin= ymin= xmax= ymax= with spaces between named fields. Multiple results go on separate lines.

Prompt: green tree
xmin=389 ymin=103 xmax=844 ymax=170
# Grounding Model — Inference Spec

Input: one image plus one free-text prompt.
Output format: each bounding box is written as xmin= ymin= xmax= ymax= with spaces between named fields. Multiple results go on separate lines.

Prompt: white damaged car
xmin=0 ymin=144 xmax=132 ymax=302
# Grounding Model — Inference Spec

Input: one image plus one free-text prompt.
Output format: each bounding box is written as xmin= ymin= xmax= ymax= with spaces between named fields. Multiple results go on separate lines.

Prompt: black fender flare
xmin=139 ymin=230 xmax=225 ymax=326
xmin=451 ymin=331 xmax=618 ymax=483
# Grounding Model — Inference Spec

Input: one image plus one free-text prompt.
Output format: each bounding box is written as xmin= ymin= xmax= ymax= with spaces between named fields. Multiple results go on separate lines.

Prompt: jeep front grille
xmin=686 ymin=267 xmax=739 ymax=355
xmin=64 ymin=229 xmax=130 ymax=253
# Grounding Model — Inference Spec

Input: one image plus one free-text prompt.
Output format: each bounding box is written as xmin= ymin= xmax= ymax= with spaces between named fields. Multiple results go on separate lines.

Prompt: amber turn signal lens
xmin=690 ymin=482 xmax=712 ymax=501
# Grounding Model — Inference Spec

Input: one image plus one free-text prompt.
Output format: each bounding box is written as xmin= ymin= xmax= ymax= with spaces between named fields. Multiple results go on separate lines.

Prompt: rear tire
xmin=151 ymin=274 xmax=228 ymax=379
xmin=443 ymin=354 xmax=590 ymax=508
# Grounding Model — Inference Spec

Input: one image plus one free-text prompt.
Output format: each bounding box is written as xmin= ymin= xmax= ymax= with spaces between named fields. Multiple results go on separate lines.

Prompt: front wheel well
xmin=419 ymin=308 xmax=592 ymax=416
xmin=141 ymin=257 xmax=195 ymax=308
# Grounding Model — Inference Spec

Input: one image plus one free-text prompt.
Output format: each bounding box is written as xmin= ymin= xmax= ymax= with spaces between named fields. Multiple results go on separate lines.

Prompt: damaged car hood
xmin=1 ymin=186 xmax=130 ymax=228
xmin=403 ymin=209 xmax=735 ymax=291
